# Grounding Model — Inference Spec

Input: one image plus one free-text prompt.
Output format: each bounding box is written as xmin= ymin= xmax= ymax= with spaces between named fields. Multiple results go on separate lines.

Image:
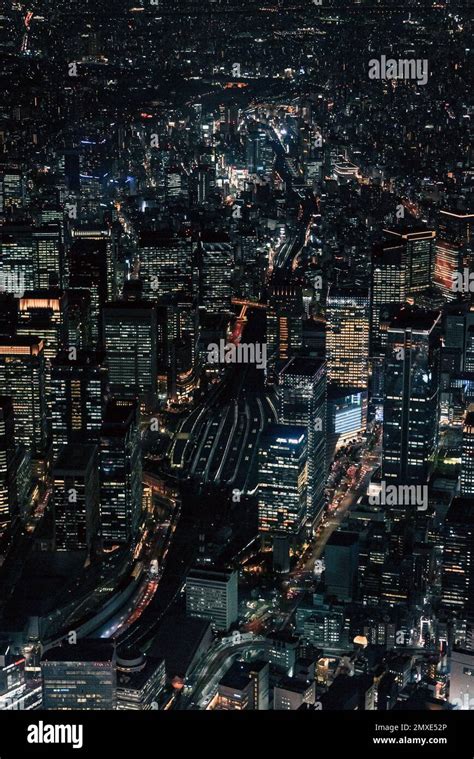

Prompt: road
xmin=298 ymin=456 xmax=379 ymax=578
xmin=181 ymin=637 xmax=270 ymax=709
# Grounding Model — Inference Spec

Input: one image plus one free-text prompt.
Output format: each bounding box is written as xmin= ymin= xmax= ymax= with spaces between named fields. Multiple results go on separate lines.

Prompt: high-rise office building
xmin=0 ymin=337 xmax=47 ymax=458
xmin=53 ymin=443 xmax=99 ymax=552
xmin=435 ymin=211 xmax=474 ymax=300
xmin=103 ymin=301 xmax=157 ymax=404
xmin=382 ymin=308 xmax=441 ymax=485
xmin=139 ymin=231 xmax=192 ymax=300
xmin=50 ymin=350 xmax=108 ymax=460
xmin=383 ymin=225 xmax=436 ymax=293
xmin=190 ymin=164 xmax=215 ymax=204
xmin=327 ymin=387 xmax=367 ymax=457
xmin=41 ymin=640 xmax=116 ymax=709
xmin=70 ymin=226 xmax=122 ymax=302
xmin=443 ymin=304 xmax=474 ymax=374
xmin=194 ymin=236 xmax=234 ymax=313
xmin=33 ymin=224 xmax=64 ymax=289
xmin=158 ymin=293 xmax=199 ymax=402
xmin=438 ymin=210 xmax=473 ymax=253
xmin=246 ymin=126 xmax=273 ymax=176
xmin=116 ymin=649 xmax=166 ymax=710
xmin=185 ymin=567 xmax=238 ymax=632
xmin=461 ymin=406 xmax=474 ymax=496
xmin=66 ymin=289 xmax=93 ymax=350
xmin=68 ymin=237 xmax=109 ymax=345
xmin=0 ymin=224 xmax=64 ymax=292
xmin=441 ymin=498 xmax=474 ymax=618
xmin=0 ymin=397 xmax=17 ymax=537
xmin=257 ymin=424 xmax=307 ymax=541
xmin=326 ymin=288 xmax=369 ymax=389
xmin=0 ymin=167 xmax=24 ymax=213
xmin=278 ymin=357 xmax=327 ymax=524
xmin=273 ymin=677 xmax=316 ymax=710
xmin=17 ymin=291 xmax=68 ymax=411
xmin=324 ymin=531 xmax=359 ymax=602
xmin=216 ymin=660 xmax=269 ymax=710
xmin=267 ymin=282 xmax=304 ymax=363
xmin=100 ymin=399 xmax=142 ymax=546
xmin=370 ymin=242 xmax=407 ymax=356
xmin=103 ymin=301 xmax=157 ymax=406
xmin=435 ymin=240 xmax=464 ymax=301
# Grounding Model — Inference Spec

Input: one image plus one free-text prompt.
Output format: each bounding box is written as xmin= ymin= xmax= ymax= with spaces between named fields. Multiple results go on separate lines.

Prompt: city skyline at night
xmin=0 ymin=1 xmax=472 ymax=741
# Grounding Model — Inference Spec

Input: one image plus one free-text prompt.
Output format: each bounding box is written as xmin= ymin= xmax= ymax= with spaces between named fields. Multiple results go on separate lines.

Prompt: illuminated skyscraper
xmin=443 ymin=303 xmax=474 ymax=373
xmin=68 ymin=237 xmax=109 ymax=345
xmin=66 ymin=289 xmax=93 ymax=350
xmin=70 ymin=226 xmax=122 ymax=302
xmin=99 ymin=399 xmax=142 ymax=546
xmin=0 ymin=397 xmax=17 ymax=537
xmin=216 ymin=660 xmax=269 ymax=710
xmin=370 ymin=242 xmax=406 ymax=356
xmin=50 ymin=350 xmax=108 ymax=459
xmin=246 ymin=126 xmax=273 ymax=176
xmin=53 ymin=443 xmax=99 ymax=553
xmin=41 ymin=640 xmax=116 ymax=710
xmin=0 ymin=167 xmax=24 ymax=213
xmin=139 ymin=231 xmax=192 ymax=300
xmin=103 ymin=301 xmax=157 ymax=406
xmin=383 ymin=226 xmax=436 ymax=293
xmin=0 ymin=224 xmax=63 ymax=290
xmin=0 ymin=337 xmax=47 ymax=458
xmin=116 ymin=650 xmax=166 ymax=710
xmin=158 ymin=293 xmax=198 ymax=402
xmin=461 ymin=406 xmax=474 ymax=496
xmin=267 ymin=282 xmax=304 ymax=363
xmin=438 ymin=210 xmax=473 ymax=252
xmin=327 ymin=387 xmax=367 ymax=455
xmin=257 ymin=423 xmax=307 ymax=541
xmin=435 ymin=210 xmax=474 ymax=300
xmin=17 ymin=291 xmax=68 ymax=412
xmin=186 ymin=567 xmax=238 ymax=632
xmin=435 ymin=241 xmax=463 ymax=301
xmin=278 ymin=357 xmax=326 ymax=524
xmin=0 ymin=225 xmax=35 ymax=292
xmin=382 ymin=308 xmax=441 ymax=485
xmin=441 ymin=498 xmax=474 ymax=617
xmin=194 ymin=236 xmax=234 ymax=313
xmin=327 ymin=288 xmax=369 ymax=389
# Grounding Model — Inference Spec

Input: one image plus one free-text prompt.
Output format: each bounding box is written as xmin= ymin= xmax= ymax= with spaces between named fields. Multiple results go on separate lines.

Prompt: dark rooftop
xmin=42 ymin=639 xmax=115 ymax=664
